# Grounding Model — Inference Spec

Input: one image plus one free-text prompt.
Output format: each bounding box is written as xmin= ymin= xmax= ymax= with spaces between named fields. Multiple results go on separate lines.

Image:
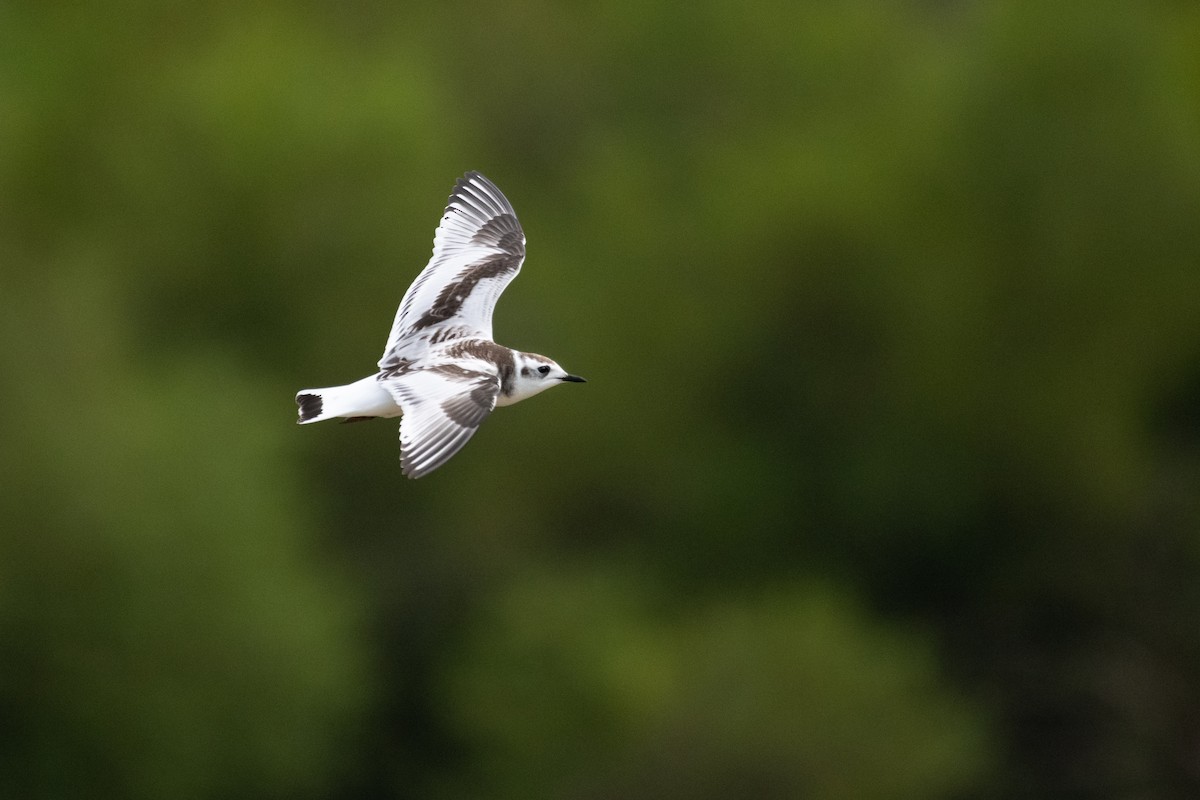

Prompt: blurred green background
xmin=3 ymin=1 xmax=1200 ymax=798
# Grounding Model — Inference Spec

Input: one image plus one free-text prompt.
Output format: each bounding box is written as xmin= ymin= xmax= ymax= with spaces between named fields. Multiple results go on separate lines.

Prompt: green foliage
xmin=441 ymin=569 xmax=988 ymax=800
xmin=0 ymin=280 xmax=368 ymax=799
xmin=3 ymin=0 xmax=1200 ymax=797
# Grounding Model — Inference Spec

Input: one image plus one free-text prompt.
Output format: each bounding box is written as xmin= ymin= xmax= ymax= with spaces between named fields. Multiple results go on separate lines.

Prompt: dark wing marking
xmin=381 ymin=363 xmax=501 ymax=479
xmin=409 ymin=254 xmax=521 ymax=331
xmin=379 ymin=172 xmax=526 ymax=369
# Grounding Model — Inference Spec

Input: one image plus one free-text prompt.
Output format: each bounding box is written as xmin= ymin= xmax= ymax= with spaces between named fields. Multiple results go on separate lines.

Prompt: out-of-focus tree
xmin=2 ymin=0 xmax=1200 ymax=798
xmin=0 ymin=280 xmax=369 ymax=798
xmin=439 ymin=568 xmax=989 ymax=800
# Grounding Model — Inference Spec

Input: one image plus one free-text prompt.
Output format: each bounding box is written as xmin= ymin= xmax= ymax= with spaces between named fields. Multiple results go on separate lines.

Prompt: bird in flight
xmin=295 ymin=171 xmax=586 ymax=478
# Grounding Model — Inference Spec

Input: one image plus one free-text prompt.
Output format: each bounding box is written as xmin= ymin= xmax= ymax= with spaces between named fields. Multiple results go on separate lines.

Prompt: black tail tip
xmin=297 ymin=393 xmax=323 ymax=422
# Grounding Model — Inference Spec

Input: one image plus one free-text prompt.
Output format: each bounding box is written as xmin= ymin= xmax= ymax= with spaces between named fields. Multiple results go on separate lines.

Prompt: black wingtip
xmin=455 ymin=170 xmax=481 ymax=192
xmin=297 ymin=393 xmax=323 ymax=423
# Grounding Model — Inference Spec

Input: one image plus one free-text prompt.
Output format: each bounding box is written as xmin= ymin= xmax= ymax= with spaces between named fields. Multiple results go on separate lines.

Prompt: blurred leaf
xmin=439 ymin=566 xmax=990 ymax=800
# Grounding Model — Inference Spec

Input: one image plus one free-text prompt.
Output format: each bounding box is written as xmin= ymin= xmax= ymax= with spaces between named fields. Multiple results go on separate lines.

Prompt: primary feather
xmin=380 ymin=171 xmax=526 ymax=368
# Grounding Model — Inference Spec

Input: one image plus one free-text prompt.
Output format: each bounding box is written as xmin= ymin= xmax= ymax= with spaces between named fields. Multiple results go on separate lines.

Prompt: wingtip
xmin=455 ymin=170 xmax=499 ymax=196
xmin=455 ymin=170 xmax=484 ymax=193
xmin=446 ymin=170 xmax=490 ymax=213
xmin=400 ymin=458 xmax=427 ymax=480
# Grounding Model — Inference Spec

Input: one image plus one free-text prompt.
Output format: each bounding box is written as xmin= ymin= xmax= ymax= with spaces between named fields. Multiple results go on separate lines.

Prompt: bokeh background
xmin=3 ymin=1 xmax=1200 ymax=798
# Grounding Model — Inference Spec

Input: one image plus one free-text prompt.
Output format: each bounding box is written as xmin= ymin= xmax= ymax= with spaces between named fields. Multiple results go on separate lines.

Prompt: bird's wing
xmin=381 ymin=363 xmax=500 ymax=479
xmin=378 ymin=172 xmax=526 ymax=373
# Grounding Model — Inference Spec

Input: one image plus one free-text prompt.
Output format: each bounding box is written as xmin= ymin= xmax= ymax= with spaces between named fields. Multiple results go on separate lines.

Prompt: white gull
xmin=296 ymin=171 xmax=585 ymax=479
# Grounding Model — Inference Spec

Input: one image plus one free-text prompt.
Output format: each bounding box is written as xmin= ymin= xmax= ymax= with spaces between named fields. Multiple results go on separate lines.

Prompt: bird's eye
xmin=537 ymin=365 xmax=551 ymax=376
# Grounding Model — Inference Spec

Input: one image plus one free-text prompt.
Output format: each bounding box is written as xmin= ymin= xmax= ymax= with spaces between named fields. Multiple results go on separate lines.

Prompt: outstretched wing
xmin=379 ymin=172 xmax=525 ymax=372
xmin=383 ymin=364 xmax=501 ymax=479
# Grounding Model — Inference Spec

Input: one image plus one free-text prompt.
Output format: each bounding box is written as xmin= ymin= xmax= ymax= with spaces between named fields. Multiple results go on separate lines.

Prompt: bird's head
xmin=504 ymin=352 xmax=586 ymax=405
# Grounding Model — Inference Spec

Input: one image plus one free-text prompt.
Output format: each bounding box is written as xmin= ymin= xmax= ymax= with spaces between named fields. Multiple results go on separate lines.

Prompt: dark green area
xmin=3 ymin=2 xmax=1199 ymax=797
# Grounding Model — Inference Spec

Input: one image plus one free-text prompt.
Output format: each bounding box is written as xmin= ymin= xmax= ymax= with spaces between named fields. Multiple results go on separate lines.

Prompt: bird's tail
xmin=295 ymin=388 xmax=335 ymax=424
xmin=295 ymin=376 xmax=399 ymax=424
xmin=295 ymin=384 xmax=370 ymax=424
